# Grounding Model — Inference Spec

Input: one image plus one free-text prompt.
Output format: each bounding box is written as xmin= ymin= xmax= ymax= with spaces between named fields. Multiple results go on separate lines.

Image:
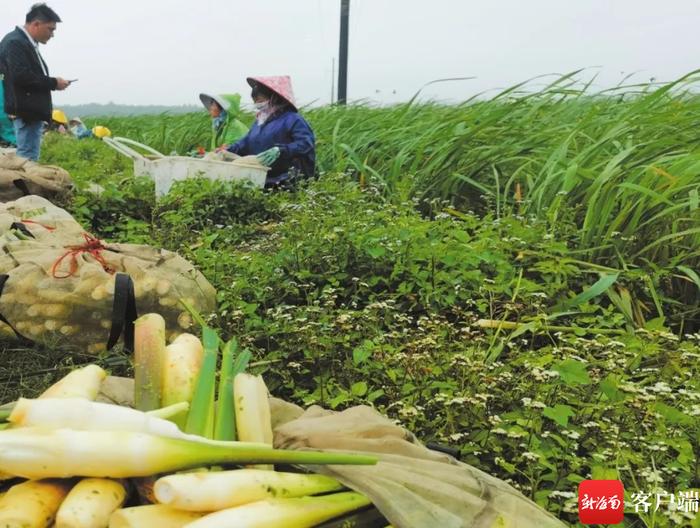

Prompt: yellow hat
xmin=92 ymin=126 xmax=112 ymax=138
xmin=52 ymin=109 xmax=68 ymax=124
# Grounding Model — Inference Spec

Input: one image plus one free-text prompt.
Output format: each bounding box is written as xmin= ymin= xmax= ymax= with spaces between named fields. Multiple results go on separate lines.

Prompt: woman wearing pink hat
xmin=225 ymin=76 xmax=315 ymax=189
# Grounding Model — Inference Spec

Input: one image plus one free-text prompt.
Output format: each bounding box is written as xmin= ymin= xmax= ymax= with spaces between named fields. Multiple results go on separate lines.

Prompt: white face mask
xmin=254 ymin=101 xmax=270 ymax=112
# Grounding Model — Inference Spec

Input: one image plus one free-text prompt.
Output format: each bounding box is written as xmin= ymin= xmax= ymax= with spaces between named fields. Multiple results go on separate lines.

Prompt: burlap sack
xmin=0 ymin=235 xmax=216 ymax=352
xmin=0 ymin=195 xmax=83 ymax=239
xmin=0 ymin=196 xmax=216 ymax=351
xmin=0 ymin=153 xmax=25 ymax=171
xmin=0 ymin=153 xmax=73 ymax=202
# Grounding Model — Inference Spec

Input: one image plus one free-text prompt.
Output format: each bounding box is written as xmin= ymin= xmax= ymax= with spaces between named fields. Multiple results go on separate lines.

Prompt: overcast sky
xmin=2 ymin=0 xmax=699 ymax=109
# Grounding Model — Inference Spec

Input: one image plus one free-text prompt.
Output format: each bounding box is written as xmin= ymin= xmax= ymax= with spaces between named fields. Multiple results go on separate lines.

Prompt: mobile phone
xmin=67 ymin=79 xmax=78 ymax=84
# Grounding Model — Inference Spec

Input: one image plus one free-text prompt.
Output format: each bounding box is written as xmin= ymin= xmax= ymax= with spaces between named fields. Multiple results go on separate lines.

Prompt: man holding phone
xmin=0 ymin=3 xmax=71 ymax=161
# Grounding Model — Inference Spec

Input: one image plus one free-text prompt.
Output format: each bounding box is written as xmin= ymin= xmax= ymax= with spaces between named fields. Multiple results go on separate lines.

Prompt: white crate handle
xmin=102 ymin=136 xmax=165 ymax=161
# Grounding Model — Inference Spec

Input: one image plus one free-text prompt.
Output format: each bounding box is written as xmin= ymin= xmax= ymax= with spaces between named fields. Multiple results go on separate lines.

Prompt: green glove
xmin=256 ymin=146 xmax=281 ymax=166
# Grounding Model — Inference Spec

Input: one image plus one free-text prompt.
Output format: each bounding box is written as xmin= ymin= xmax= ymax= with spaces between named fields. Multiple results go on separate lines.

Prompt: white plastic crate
xmin=103 ymin=137 xmax=268 ymax=197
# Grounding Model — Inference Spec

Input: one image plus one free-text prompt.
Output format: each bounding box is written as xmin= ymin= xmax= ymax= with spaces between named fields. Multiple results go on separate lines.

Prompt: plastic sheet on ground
xmin=275 ymin=403 xmax=567 ymax=528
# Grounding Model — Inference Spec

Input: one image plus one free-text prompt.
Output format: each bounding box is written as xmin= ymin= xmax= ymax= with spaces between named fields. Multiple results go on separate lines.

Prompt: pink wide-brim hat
xmin=247 ymin=76 xmax=297 ymax=111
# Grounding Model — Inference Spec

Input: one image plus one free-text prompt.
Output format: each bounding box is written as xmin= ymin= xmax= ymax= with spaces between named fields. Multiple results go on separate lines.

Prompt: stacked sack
xmin=0 ymin=196 xmax=216 ymax=352
xmin=0 ymin=152 xmax=73 ymax=202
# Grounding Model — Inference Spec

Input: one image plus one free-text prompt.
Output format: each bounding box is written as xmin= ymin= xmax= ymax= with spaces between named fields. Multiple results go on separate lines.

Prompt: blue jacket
xmin=227 ymin=109 xmax=315 ymax=186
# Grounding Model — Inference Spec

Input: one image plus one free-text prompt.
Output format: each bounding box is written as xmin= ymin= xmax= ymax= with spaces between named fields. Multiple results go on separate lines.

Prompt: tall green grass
xmin=306 ymin=73 xmax=700 ymax=329
xmin=82 ymin=72 xmax=700 ymax=328
xmin=307 ymin=72 xmax=700 ymax=267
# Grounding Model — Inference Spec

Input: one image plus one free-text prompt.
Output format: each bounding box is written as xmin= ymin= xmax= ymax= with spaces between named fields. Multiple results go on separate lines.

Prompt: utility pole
xmin=337 ymin=0 xmax=350 ymax=105
xmin=331 ymin=58 xmax=335 ymax=105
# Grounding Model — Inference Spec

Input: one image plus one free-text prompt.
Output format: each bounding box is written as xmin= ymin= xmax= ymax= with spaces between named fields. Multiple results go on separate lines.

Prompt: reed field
xmin=1 ymin=73 xmax=698 ymax=526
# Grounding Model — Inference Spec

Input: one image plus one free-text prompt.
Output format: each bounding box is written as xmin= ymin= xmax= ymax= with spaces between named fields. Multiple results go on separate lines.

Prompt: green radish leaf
xmin=214 ymin=338 xmax=236 ymax=441
xmin=185 ymin=326 xmax=220 ymax=438
xmin=202 ymin=326 xmax=220 ymax=352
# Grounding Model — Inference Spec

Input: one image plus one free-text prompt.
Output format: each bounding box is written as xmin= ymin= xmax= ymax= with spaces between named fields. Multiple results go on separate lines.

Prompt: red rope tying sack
xmin=21 ymin=219 xmax=56 ymax=231
xmin=51 ymin=233 xmax=115 ymax=278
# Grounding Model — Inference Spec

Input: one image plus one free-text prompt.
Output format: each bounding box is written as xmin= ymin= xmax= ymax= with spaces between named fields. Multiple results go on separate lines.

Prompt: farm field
xmin=1 ymin=74 xmax=699 ymax=526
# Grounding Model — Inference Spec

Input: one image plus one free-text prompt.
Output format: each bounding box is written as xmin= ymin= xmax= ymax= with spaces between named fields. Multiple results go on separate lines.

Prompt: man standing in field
xmin=0 ymin=3 xmax=70 ymax=161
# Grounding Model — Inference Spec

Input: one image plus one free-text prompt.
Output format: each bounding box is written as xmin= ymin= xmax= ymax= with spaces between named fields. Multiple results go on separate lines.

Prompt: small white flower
xmin=398 ymin=406 xmax=419 ymax=418
xmin=549 ymin=490 xmax=576 ymax=499
xmin=649 ymin=382 xmax=672 ymax=394
xmin=335 ymin=314 xmax=352 ymax=324
xmin=562 ymin=430 xmax=581 ymax=440
xmin=521 ymin=397 xmax=546 ymax=409
xmin=665 ymin=512 xmax=686 ymax=523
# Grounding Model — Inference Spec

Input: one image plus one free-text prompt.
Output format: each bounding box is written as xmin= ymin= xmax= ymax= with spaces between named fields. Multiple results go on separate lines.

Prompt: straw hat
xmin=199 ymin=93 xmax=230 ymax=112
xmin=246 ymin=76 xmax=297 ymax=111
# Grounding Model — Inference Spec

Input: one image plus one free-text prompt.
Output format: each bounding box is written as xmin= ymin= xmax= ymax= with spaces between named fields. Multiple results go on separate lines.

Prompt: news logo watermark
xmin=578 ymin=480 xmax=699 ymax=524
xmin=630 ymin=490 xmax=699 ymax=515
xmin=579 ymin=480 xmax=624 ymax=524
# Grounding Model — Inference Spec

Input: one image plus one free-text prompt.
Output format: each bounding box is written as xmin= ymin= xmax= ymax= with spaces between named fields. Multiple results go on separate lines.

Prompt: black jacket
xmin=0 ymin=27 xmax=57 ymax=122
